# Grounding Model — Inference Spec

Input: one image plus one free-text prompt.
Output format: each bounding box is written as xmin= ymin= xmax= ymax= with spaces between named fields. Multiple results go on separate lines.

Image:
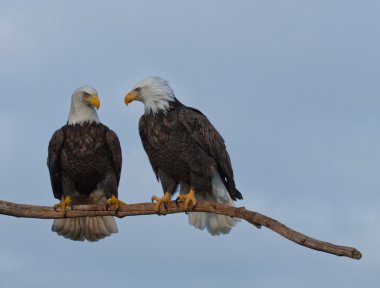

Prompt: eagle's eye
xmin=134 ymin=87 xmax=142 ymax=92
xmin=82 ymin=92 xmax=91 ymax=100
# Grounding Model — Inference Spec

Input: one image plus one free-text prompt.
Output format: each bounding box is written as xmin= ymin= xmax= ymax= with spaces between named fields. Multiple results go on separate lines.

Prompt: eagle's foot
xmin=151 ymin=192 xmax=171 ymax=213
xmin=176 ymin=190 xmax=197 ymax=210
xmin=106 ymin=195 xmax=127 ymax=210
xmin=53 ymin=196 xmax=72 ymax=216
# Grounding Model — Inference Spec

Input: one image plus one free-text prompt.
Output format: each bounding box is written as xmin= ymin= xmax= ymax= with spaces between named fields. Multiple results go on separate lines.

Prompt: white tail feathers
xmin=183 ymin=174 xmax=240 ymax=236
xmin=52 ymin=216 xmax=118 ymax=242
xmin=188 ymin=210 xmax=238 ymax=236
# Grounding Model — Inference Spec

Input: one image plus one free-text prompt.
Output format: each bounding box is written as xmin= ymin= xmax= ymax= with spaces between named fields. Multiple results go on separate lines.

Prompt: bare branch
xmin=0 ymin=199 xmax=361 ymax=260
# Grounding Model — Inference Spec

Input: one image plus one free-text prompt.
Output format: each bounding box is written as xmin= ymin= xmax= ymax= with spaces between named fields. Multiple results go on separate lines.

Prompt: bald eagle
xmin=124 ymin=77 xmax=241 ymax=235
xmin=48 ymin=86 xmax=125 ymax=241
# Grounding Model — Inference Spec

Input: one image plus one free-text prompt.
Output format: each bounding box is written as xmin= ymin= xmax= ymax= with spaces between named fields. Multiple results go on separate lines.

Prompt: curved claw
xmin=177 ymin=190 xmax=197 ymax=210
xmin=106 ymin=195 xmax=127 ymax=210
xmin=53 ymin=196 xmax=72 ymax=216
xmin=151 ymin=192 xmax=171 ymax=213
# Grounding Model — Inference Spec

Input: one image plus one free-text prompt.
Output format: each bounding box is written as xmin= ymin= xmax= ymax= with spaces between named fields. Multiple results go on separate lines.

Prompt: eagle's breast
xmin=60 ymin=123 xmax=112 ymax=194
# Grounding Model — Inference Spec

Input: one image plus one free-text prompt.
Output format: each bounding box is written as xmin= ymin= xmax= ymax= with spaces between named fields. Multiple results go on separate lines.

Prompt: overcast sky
xmin=0 ymin=1 xmax=378 ymax=287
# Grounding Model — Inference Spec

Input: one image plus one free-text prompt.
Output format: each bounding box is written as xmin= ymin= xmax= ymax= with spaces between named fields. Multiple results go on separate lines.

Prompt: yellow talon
xmin=53 ymin=196 xmax=72 ymax=216
xmin=177 ymin=189 xmax=197 ymax=210
xmin=151 ymin=192 xmax=171 ymax=212
xmin=106 ymin=195 xmax=127 ymax=210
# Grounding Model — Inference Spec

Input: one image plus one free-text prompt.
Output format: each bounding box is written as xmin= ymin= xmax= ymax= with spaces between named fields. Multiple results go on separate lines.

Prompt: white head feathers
xmin=130 ymin=76 xmax=175 ymax=115
xmin=67 ymin=86 xmax=100 ymax=125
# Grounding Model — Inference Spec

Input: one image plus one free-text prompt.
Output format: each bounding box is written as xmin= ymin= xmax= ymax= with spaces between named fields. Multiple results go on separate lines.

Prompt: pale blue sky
xmin=0 ymin=1 xmax=378 ymax=287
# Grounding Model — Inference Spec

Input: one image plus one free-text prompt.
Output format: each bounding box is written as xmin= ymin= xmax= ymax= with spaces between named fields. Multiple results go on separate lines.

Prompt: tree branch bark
xmin=0 ymin=199 xmax=361 ymax=260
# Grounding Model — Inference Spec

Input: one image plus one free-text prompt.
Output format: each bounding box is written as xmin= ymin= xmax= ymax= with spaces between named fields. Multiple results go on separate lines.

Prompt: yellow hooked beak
xmin=88 ymin=95 xmax=100 ymax=110
xmin=124 ymin=90 xmax=140 ymax=106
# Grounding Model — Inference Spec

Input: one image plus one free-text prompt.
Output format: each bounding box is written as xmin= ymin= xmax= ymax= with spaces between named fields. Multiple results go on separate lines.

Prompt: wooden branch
xmin=0 ymin=199 xmax=361 ymax=260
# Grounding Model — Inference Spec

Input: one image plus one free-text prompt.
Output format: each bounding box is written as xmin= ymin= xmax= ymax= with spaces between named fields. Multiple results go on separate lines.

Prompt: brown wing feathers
xmin=47 ymin=129 xmax=64 ymax=200
xmin=106 ymin=129 xmax=122 ymax=185
xmin=178 ymin=107 xmax=242 ymax=200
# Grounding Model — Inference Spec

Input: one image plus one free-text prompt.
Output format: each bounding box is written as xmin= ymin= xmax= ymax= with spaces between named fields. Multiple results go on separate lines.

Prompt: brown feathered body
xmin=47 ymin=122 xmax=121 ymax=241
xmin=140 ymin=100 xmax=241 ymax=200
xmin=139 ymin=99 xmax=242 ymax=235
xmin=48 ymin=123 xmax=121 ymax=201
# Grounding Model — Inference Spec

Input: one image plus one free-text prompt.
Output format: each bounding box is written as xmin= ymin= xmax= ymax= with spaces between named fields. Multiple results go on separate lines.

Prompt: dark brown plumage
xmin=139 ymin=100 xmax=242 ymax=201
xmin=48 ymin=123 xmax=122 ymax=202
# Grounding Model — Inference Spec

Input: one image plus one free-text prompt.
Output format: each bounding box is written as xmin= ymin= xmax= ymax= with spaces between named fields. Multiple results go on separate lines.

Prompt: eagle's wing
xmin=106 ymin=129 xmax=122 ymax=185
xmin=178 ymin=107 xmax=242 ymax=200
xmin=139 ymin=115 xmax=171 ymax=179
xmin=47 ymin=129 xmax=64 ymax=200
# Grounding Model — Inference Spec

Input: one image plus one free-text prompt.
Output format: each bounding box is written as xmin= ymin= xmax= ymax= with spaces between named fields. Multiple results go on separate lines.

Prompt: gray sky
xmin=0 ymin=0 xmax=378 ymax=287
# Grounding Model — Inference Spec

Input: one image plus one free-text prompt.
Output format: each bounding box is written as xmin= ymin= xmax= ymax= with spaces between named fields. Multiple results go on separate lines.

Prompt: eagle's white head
xmin=68 ymin=86 xmax=100 ymax=125
xmin=124 ymin=76 xmax=175 ymax=115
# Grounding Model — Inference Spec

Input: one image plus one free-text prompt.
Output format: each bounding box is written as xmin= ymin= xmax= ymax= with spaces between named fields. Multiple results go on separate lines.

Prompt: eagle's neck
xmin=67 ymin=102 xmax=99 ymax=125
xmin=143 ymin=92 xmax=177 ymax=115
xmin=145 ymin=97 xmax=183 ymax=116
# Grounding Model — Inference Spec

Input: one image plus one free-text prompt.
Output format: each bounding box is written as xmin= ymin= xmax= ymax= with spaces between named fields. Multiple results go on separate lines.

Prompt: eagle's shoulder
xmin=47 ymin=128 xmax=64 ymax=165
xmin=178 ymin=106 xmax=205 ymax=117
xmin=178 ymin=106 xmax=225 ymax=147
